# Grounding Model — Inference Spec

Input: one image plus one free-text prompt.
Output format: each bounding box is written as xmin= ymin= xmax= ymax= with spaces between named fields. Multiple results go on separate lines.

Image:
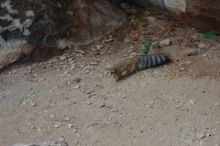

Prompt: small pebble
xmin=159 ymin=39 xmax=171 ymax=46
xmin=67 ymin=124 xmax=74 ymax=128
xmin=96 ymin=44 xmax=103 ymax=50
xmin=73 ymin=84 xmax=80 ymax=89
xmin=64 ymin=116 xmax=71 ymax=121
xmin=180 ymin=67 xmax=185 ymax=72
xmin=86 ymin=101 xmax=92 ymax=105
xmin=196 ymin=132 xmax=206 ymax=139
xmin=75 ymin=49 xmax=85 ymax=54
xmin=99 ymin=103 xmax=106 ymax=108
xmin=188 ymin=99 xmax=195 ymax=105
xmin=54 ymin=123 xmax=62 ymax=128
xmin=198 ymin=42 xmax=211 ymax=49
xmin=104 ymin=38 xmax=113 ymax=42
xmin=71 ymin=64 xmax=76 ymax=70
xmin=90 ymin=61 xmax=98 ymax=65
xmin=31 ymin=101 xmax=37 ymax=106
xmin=84 ymin=67 xmax=91 ymax=74
xmin=74 ymin=78 xmax=81 ymax=83
xmin=206 ymin=133 xmax=211 ymax=137
xmin=130 ymin=52 xmax=138 ymax=57
xmin=213 ymin=102 xmax=219 ymax=106
xmin=60 ymin=55 xmax=67 ymax=60
xmin=66 ymin=81 xmax=71 ymax=85
xmin=185 ymin=61 xmax=193 ymax=65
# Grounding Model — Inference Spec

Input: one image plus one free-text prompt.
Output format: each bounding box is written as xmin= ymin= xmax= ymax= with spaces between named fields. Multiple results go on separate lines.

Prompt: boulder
xmin=0 ymin=39 xmax=33 ymax=70
xmin=0 ymin=0 xmax=126 ymax=70
xmin=127 ymin=0 xmax=220 ymax=33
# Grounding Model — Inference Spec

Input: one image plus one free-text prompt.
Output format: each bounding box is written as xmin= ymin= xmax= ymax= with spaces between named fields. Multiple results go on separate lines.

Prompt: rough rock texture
xmin=128 ymin=0 xmax=220 ymax=33
xmin=0 ymin=0 xmax=126 ymax=45
xmin=0 ymin=0 xmax=126 ymax=70
xmin=0 ymin=39 xmax=33 ymax=70
xmin=181 ymin=0 xmax=220 ymax=32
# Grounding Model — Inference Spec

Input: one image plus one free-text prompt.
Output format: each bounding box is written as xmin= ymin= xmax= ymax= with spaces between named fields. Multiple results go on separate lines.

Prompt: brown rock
xmin=1 ymin=0 xmax=126 ymax=45
xmin=197 ymin=42 xmax=211 ymax=49
xmin=169 ymin=0 xmax=220 ymax=33
xmin=0 ymin=40 xmax=33 ymax=70
xmin=129 ymin=0 xmax=220 ymax=33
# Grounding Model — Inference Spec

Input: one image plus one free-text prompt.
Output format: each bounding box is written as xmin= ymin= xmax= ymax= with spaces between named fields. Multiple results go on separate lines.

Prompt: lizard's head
xmin=108 ymin=67 xmax=120 ymax=81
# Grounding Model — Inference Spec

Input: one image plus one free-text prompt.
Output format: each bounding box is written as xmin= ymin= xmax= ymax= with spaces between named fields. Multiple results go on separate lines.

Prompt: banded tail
xmin=137 ymin=53 xmax=169 ymax=70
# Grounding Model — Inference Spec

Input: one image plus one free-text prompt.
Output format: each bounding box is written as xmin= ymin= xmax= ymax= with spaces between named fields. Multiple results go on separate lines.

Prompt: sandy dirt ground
xmin=0 ymin=8 xmax=220 ymax=146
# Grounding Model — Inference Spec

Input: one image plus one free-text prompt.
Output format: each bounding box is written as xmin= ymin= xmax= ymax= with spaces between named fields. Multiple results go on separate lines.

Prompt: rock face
xmin=71 ymin=0 xmax=126 ymax=43
xmin=0 ymin=0 xmax=126 ymax=45
xmin=128 ymin=0 xmax=220 ymax=33
xmin=0 ymin=0 xmax=126 ymax=70
xmin=172 ymin=0 xmax=220 ymax=33
xmin=0 ymin=40 xmax=33 ymax=70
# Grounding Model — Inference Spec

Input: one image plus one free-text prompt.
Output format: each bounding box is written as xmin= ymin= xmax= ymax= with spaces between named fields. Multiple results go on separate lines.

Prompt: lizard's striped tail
xmin=137 ymin=53 xmax=170 ymax=70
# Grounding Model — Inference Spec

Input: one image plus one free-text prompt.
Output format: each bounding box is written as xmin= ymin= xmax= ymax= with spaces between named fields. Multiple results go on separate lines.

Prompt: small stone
xmin=67 ymin=124 xmax=74 ymax=128
xmin=72 ymin=128 xmax=77 ymax=133
xmin=60 ymin=55 xmax=67 ymax=60
xmin=86 ymin=101 xmax=92 ymax=105
xmin=185 ymin=61 xmax=193 ymax=64
xmin=180 ymin=67 xmax=185 ymax=72
xmin=213 ymin=102 xmax=219 ymax=106
xmin=206 ymin=133 xmax=211 ymax=137
xmin=54 ymin=123 xmax=62 ymax=128
xmin=74 ymin=140 xmax=80 ymax=145
xmin=73 ymin=84 xmax=80 ymax=89
xmin=83 ymin=67 xmax=91 ymax=74
xmin=73 ymin=78 xmax=81 ymax=83
xmin=38 ymin=78 xmax=45 ymax=81
xmin=212 ymin=102 xmax=220 ymax=106
xmin=104 ymin=38 xmax=113 ymax=42
xmin=71 ymin=64 xmax=76 ymax=70
xmin=198 ymin=42 xmax=211 ymax=49
xmin=90 ymin=61 xmax=98 ymax=65
xmin=75 ymin=49 xmax=86 ymax=54
xmin=64 ymin=116 xmax=71 ymax=121
xmin=202 ymin=88 xmax=206 ymax=93
xmin=80 ymin=65 xmax=85 ymax=68
xmin=50 ymin=115 xmax=55 ymax=119
xmin=76 ymin=53 xmax=84 ymax=57
xmin=99 ymin=103 xmax=106 ymax=108
xmin=31 ymin=101 xmax=36 ymax=106
xmin=66 ymin=81 xmax=71 ymax=85
xmin=196 ymin=132 xmax=206 ymax=139
xmin=124 ymin=37 xmax=130 ymax=43
xmin=37 ymin=127 xmax=42 ymax=132
xmin=12 ymin=138 xmax=69 ymax=146
xmin=188 ymin=99 xmax=195 ymax=105
xmin=159 ymin=39 xmax=171 ymax=46
xmin=185 ymin=49 xmax=198 ymax=56
xmin=96 ymin=44 xmax=103 ymax=50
